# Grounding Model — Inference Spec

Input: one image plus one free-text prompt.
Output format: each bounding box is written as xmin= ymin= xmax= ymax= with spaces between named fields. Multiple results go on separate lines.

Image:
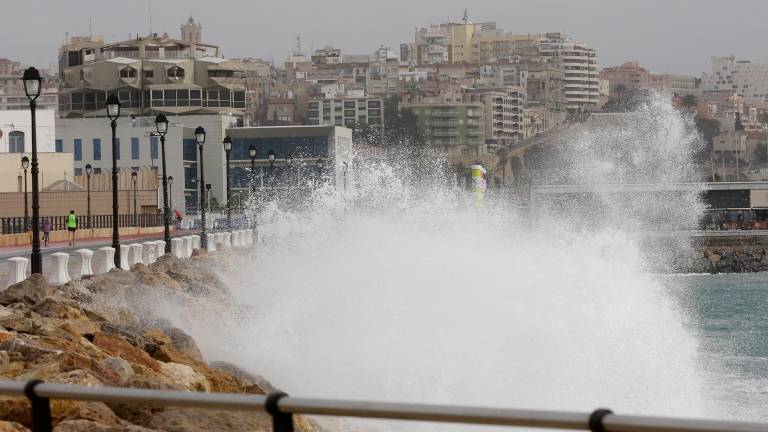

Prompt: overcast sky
xmin=5 ymin=0 xmax=768 ymax=75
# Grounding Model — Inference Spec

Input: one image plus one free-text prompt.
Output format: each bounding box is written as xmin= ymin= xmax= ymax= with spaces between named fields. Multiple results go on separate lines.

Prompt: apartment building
xmin=57 ymin=32 xmax=246 ymax=118
xmin=306 ymin=97 xmax=384 ymax=127
xmin=0 ymin=110 xmax=57 ymax=154
xmin=649 ymin=73 xmax=698 ymax=95
xmin=311 ymin=47 xmax=343 ymax=65
xmin=402 ymin=101 xmax=485 ymax=155
xmin=538 ymin=33 xmax=599 ymax=111
xmin=0 ymin=58 xmax=58 ymax=111
xmin=701 ymin=56 xmax=768 ymax=103
xmin=524 ymin=60 xmax=566 ymax=113
xmin=413 ymin=21 xmax=495 ymax=65
xmin=469 ymin=87 xmax=525 ymax=146
xmin=599 ymin=61 xmax=650 ymax=94
xmin=470 ymin=30 xmax=538 ymax=64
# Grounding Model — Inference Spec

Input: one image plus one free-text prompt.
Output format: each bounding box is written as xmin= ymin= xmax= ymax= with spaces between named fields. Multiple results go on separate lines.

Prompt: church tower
xmin=181 ymin=16 xmax=202 ymax=43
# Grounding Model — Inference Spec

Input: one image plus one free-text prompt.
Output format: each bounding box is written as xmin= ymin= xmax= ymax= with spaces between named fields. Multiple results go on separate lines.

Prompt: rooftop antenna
xmin=148 ymin=0 xmax=152 ymax=36
xmin=89 ymin=17 xmax=93 ymax=37
xmin=462 ymin=9 xmax=469 ymax=24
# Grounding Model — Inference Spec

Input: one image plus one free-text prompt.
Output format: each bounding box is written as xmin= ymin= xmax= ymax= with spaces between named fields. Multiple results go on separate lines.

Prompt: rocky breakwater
xmin=670 ymin=246 xmax=768 ymax=274
xmin=0 ymin=252 xmax=316 ymax=432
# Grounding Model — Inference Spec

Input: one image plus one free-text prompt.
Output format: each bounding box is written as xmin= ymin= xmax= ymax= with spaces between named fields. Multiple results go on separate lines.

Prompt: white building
xmin=701 ymin=56 xmax=768 ymax=103
xmin=0 ymin=110 xmax=56 ymax=154
xmin=55 ymin=114 xmax=238 ymax=213
xmin=538 ymin=33 xmax=599 ymax=111
xmin=307 ymin=97 xmax=384 ymax=128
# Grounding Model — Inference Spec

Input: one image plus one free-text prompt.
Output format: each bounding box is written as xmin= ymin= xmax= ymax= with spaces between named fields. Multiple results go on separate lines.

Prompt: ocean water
xmin=666 ymin=272 xmax=768 ymax=420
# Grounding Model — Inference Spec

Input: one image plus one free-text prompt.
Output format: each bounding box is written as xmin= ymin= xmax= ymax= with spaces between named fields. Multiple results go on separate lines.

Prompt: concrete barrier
xmin=191 ymin=235 xmax=201 ymax=251
xmin=48 ymin=252 xmax=71 ymax=286
xmin=6 ymin=257 xmax=28 ymax=288
xmin=245 ymin=230 xmax=253 ymax=247
xmin=223 ymin=232 xmax=232 ymax=249
xmin=181 ymin=236 xmax=193 ymax=258
xmin=128 ymin=244 xmax=143 ymax=267
xmin=215 ymin=233 xmax=225 ymax=250
xmin=93 ymin=247 xmax=115 ymax=274
xmin=142 ymin=242 xmax=157 ymax=265
xmin=231 ymin=231 xmax=240 ymax=248
xmin=74 ymin=249 xmax=94 ymax=279
xmin=120 ymin=245 xmax=131 ymax=271
xmin=171 ymin=238 xmax=184 ymax=258
xmin=206 ymin=234 xmax=216 ymax=252
xmin=155 ymin=240 xmax=166 ymax=258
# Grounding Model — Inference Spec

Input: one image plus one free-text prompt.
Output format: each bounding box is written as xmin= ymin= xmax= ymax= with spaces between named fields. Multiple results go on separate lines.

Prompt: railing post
xmin=265 ymin=392 xmax=294 ymax=432
xmin=24 ymin=379 xmax=52 ymax=432
xmin=588 ymin=408 xmax=612 ymax=432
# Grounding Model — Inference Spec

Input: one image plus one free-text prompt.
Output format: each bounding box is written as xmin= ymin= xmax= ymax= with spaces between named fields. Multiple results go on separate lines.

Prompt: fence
xmin=0 ymin=213 xmax=165 ymax=234
xmin=1 ymin=379 xmax=767 ymax=432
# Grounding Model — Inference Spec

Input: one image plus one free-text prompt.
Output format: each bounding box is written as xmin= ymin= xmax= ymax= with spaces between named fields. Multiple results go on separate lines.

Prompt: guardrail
xmin=1 ymin=214 xmax=165 ymax=234
xmin=1 ymin=379 xmax=767 ymax=432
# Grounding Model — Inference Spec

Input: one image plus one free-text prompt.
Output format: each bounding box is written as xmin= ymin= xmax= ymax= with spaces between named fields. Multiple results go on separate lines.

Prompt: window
xmin=183 ymin=139 xmax=197 ymax=161
xmin=8 ymin=131 xmax=24 ymax=153
xmin=150 ymin=136 xmax=159 ymax=160
xmin=94 ymin=168 xmax=102 ymax=174
xmin=55 ymin=139 xmax=63 ymax=153
xmin=143 ymin=69 xmax=154 ymax=79
xmin=75 ymin=168 xmax=83 ymax=176
xmin=120 ymin=67 xmax=137 ymax=79
xmin=115 ymin=138 xmax=120 ymax=160
xmin=74 ymin=139 xmax=82 ymax=161
xmin=93 ymin=138 xmax=101 ymax=160
xmin=167 ymin=66 xmax=185 ymax=79
xmin=233 ymin=91 xmax=245 ymax=108
xmin=131 ymin=137 xmax=140 ymax=160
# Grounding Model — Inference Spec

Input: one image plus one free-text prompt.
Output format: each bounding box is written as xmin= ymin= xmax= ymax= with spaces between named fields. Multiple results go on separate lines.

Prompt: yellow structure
xmin=0 ymin=152 xmax=74 ymax=193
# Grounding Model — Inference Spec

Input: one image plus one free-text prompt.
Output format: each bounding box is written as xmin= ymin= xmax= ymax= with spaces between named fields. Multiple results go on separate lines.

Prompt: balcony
xmin=432 ymin=129 xmax=458 ymax=137
xmin=432 ymin=111 xmax=458 ymax=118
xmin=466 ymin=119 xmax=481 ymax=126
xmin=432 ymin=120 xmax=458 ymax=126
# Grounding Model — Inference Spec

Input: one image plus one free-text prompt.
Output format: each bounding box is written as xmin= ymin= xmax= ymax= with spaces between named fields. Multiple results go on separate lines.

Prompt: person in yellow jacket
xmin=66 ymin=210 xmax=78 ymax=246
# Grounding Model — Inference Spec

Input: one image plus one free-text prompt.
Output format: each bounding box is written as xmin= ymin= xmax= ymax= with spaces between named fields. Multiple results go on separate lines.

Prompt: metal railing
xmin=0 ymin=214 xmax=164 ymax=234
xmin=2 ymin=379 xmax=767 ymax=432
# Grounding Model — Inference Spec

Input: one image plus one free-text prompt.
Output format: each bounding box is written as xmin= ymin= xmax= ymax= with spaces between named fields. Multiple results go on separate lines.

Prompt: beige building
xmin=57 ymin=30 xmax=246 ymax=119
xmin=0 ymin=58 xmax=58 ymax=111
xmin=469 ymin=87 xmax=525 ymax=146
xmin=599 ymin=61 xmax=650 ymax=94
xmin=0 ymin=152 xmax=74 ymax=193
xmin=539 ymin=33 xmax=599 ymax=111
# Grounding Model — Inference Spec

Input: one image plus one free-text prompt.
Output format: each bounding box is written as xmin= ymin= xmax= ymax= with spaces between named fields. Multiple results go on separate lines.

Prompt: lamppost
xmin=21 ymin=67 xmax=42 ymax=274
xmin=155 ymin=114 xmax=171 ymax=253
xmin=317 ymin=158 xmax=324 ymax=178
xmin=85 ymin=163 xmax=92 ymax=228
xmin=106 ymin=94 xmax=121 ymax=268
xmin=21 ymin=156 xmax=29 ymax=232
xmin=195 ymin=126 xmax=207 ymax=248
xmin=223 ymin=136 xmax=232 ymax=230
xmin=249 ymin=144 xmax=257 ymax=195
xmin=131 ymin=171 xmax=138 ymax=227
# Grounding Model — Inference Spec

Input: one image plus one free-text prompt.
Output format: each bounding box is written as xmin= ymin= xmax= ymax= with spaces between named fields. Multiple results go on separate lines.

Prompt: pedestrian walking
xmin=42 ymin=218 xmax=51 ymax=247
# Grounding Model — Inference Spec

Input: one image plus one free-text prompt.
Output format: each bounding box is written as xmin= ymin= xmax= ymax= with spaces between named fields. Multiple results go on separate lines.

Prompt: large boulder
xmin=0 ymin=275 xmax=48 ymax=306
xmin=53 ymin=420 xmax=157 ymax=432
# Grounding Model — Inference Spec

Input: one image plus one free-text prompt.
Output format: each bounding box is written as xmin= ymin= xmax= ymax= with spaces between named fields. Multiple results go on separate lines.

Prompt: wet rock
xmin=150 ymin=345 xmax=241 ymax=393
xmin=147 ymin=408 xmax=271 ymax=432
xmin=0 ymin=421 xmax=29 ymax=432
xmin=92 ymin=333 xmax=160 ymax=373
xmin=0 ymin=275 xmax=48 ymax=306
xmin=210 ymin=361 xmax=274 ymax=394
xmin=53 ymin=420 xmax=157 ymax=432
xmin=158 ymin=362 xmax=210 ymax=392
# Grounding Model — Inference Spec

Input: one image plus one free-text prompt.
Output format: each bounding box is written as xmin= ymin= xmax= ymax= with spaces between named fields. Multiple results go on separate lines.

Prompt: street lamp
xmin=267 ymin=149 xmax=275 ymax=187
xmin=21 ymin=156 xmax=29 ymax=232
xmin=85 ymin=163 xmax=92 ymax=228
xmin=317 ymin=158 xmax=324 ymax=175
xmin=131 ymin=171 xmax=138 ymax=227
xmin=106 ymin=93 xmax=121 ymax=268
xmin=22 ymin=67 xmax=42 ymax=274
xmin=195 ymin=126 xmax=207 ymax=248
xmin=205 ymin=183 xmax=211 ymax=211
xmin=223 ymin=136 xmax=232 ymax=231
xmin=155 ymin=114 xmax=171 ymax=253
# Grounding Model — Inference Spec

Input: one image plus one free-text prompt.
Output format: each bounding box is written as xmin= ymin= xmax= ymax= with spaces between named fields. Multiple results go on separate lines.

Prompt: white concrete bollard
xmin=181 ymin=236 xmax=193 ymax=258
xmin=206 ymin=233 xmax=217 ymax=252
xmin=155 ymin=240 xmax=166 ymax=258
xmin=191 ymin=235 xmax=201 ymax=251
xmin=221 ymin=232 xmax=231 ymax=249
xmin=231 ymin=231 xmax=240 ymax=248
xmin=93 ymin=247 xmax=115 ymax=274
xmin=48 ymin=252 xmax=71 ymax=286
xmin=119 ymin=245 xmax=131 ymax=271
xmin=215 ymin=233 xmax=225 ymax=249
xmin=142 ymin=242 xmax=157 ymax=265
xmin=128 ymin=244 xmax=143 ymax=267
xmin=74 ymin=249 xmax=94 ymax=279
xmin=171 ymin=238 xmax=185 ymax=258
xmin=245 ymin=230 xmax=254 ymax=247
xmin=6 ymin=257 xmax=28 ymax=288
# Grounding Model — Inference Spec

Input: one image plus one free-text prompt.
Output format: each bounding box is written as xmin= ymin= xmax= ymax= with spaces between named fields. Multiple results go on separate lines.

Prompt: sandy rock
xmin=92 ymin=333 xmax=161 ymax=373
xmin=0 ymin=335 xmax=62 ymax=361
xmin=158 ymin=362 xmax=210 ymax=392
xmin=210 ymin=361 xmax=274 ymax=394
xmin=32 ymin=299 xmax=86 ymax=320
xmin=158 ymin=327 xmax=203 ymax=362
xmin=0 ymin=421 xmax=29 ymax=432
xmin=0 ymin=275 xmax=48 ymax=306
xmin=97 ymin=357 xmax=134 ymax=385
xmin=150 ymin=345 xmax=241 ymax=393
xmin=99 ymin=323 xmax=153 ymax=353
xmin=147 ymin=408 xmax=271 ymax=432
xmin=0 ymin=306 xmax=16 ymax=320
xmin=53 ymin=420 xmax=157 ymax=432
